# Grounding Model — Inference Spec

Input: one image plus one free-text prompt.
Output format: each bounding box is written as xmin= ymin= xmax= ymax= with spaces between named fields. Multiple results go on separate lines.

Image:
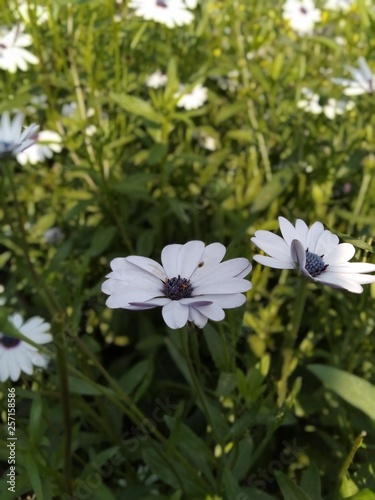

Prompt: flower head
xmin=325 ymin=0 xmax=353 ymax=10
xmin=251 ymin=217 xmax=375 ymax=293
xmin=332 ymin=58 xmax=375 ymax=96
xmin=297 ymin=88 xmax=355 ymax=119
xmin=129 ymin=0 xmax=194 ymax=28
xmin=16 ymin=130 xmax=62 ymax=165
xmin=146 ymin=70 xmax=168 ymax=89
xmin=0 ymin=112 xmax=38 ymax=156
xmin=102 ymin=241 xmax=252 ymax=329
xmin=175 ymin=84 xmax=208 ymax=110
xmin=0 ymin=313 xmax=52 ymax=382
xmin=0 ymin=25 xmax=39 ymax=73
xmin=282 ymin=0 xmax=321 ymax=35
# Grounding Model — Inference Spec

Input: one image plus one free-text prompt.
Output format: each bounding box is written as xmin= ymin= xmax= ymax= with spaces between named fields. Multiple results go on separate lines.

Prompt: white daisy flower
xmin=102 ymin=241 xmax=252 ymax=329
xmin=332 ymin=58 xmax=375 ymax=96
xmin=282 ymin=0 xmax=321 ymax=35
xmin=129 ymin=0 xmax=194 ymax=28
xmin=145 ymin=70 xmax=168 ymax=89
xmin=325 ymin=0 xmax=353 ymax=10
xmin=184 ymin=0 xmax=198 ymax=8
xmin=12 ymin=1 xmax=50 ymax=25
xmin=297 ymin=88 xmax=355 ymax=119
xmin=16 ymin=130 xmax=62 ymax=165
xmin=251 ymin=217 xmax=375 ymax=294
xmin=0 ymin=313 xmax=52 ymax=382
xmin=0 ymin=25 xmax=39 ymax=73
xmin=0 ymin=112 xmax=38 ymax=156
xmin=43 ymin=227 xmax=65 ymax=245
xmin=175 ymin=84 xmax=208 ymax=110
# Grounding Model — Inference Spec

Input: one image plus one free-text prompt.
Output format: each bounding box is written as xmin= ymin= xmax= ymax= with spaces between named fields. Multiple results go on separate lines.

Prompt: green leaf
xmin=348 ymin=489 xmax=375 ymax=500
xmin=300 ymin=463 xmax=321 ymax=500
xmin=203 ymin=323 xmax=230 ymax=371
xmin=88 ymin=226 xmax=117 ymax=257
xmin=68 ymin=376 xmax=102 ymax=395
xmin=26 ymin=452 xmax=44 ymax=500
xmin=250 ymin=166 xmax=297 ymax=213
xmin=308 ymin=364 xmax=375 ymax=421
xmin=110 ymin=93 xmax=163 ymax=124
xmin=275 ymin=471 xmax=310 ymax=500
xmin=112 ymin=174 xmax=154 ymax=199
xmin=119 ymin=360 xmax=152 ymax=396
xmin=47 ymin=240 xmax=73 ymax=272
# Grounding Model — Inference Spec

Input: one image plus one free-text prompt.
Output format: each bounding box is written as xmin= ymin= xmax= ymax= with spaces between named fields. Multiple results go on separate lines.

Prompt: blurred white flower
xmin=43 ymin=227 xmax=65 ymax=245
xmin=12 ymin=1 xmax=50 ymax=24
xmin=252 ymin=217 xmax=375 ymax=293
xmin=61 ymin=102 xmax=78 ymax=117
xmin=283 ymin=0 xmax=321 ymax=35
xmin=175 ymin=84 xmax=208 ymax=110
xmin=198 ymin=133 xmax=217 ymax=151
xmin=0 ymin=112 xmax=38 ymax=156
xmin=146 ymin=70 xmax=168 ymax=89
xmin=325 ymin=0 xmax=353 ymax=9
xmin=0 ymin=313 xmax=52 ymax=382
xmin=0 ymin=25 xmax=39 ymax=73
xmin=102 ymin=241 xmax=252 ymax=329
xmin=332 ymin=57 xmax=375 ymax=95
xmin=16 ymin=130 xmax=62 ymax=165
xmin=184 ymin=0 xmax=198 ymax=8
xmin=129 ymin=0 xmax=194 ymax=28
xmin=297 ymin=88 xmax=355 ymax=118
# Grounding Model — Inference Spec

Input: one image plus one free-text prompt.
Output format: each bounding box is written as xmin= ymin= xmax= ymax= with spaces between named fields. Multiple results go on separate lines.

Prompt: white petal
xmin=291 ymin=240 xmax=306 ymax=271
xmin=253 ymin=255 xmax=294 ymax=269
xmin=192 ymin=258 xmax=251 ymax=287
xmin=125 ymin=256 xmax=167 ymax=281
xmin=328 ymin=262 xmax=375 ymax=274
xmin=251 ymin=231 xmax=291 ymax=260
xmin=315 ymin=230 xmax=339 ymax=256
xmin=193 ymin=278 xmax=251 ymax=295
xmin=9 ymin=351 xmax=21 ymax=381
xmin=188 ymin=293 xmax=246 ymax=309
xmin=177 ymin=241 xmax=205 ymax=278
xmin=324 ymin=243 xmax=355 ymax=265
xmin=162 ymin=302 xmax=189 ymax=329
xmin=306 ymin=221 xmax=325 ymax=252
xmin=358 ymin=58 xmax=372 ymax=81
xmin=106 ymin=287 xmax=162 ymax=308
xmin=279 ymin=217 xmax=299 ymax=246
xmin=161 ymin=244 xmax=182 ymax=278
xmin=189 ymin=242 xmax=227 ymax=281
xmin=9 ymin=313 xmax=24 ymax=329
xmin=193 ymin=303 xmax=225 ymax=322
xmin=295 ymin=219 xmax=309 ymax=247
xmin=188 ymin=307 xmax=208 ymax=328
xmin=315 ymin=273 xmax=363 ymax=293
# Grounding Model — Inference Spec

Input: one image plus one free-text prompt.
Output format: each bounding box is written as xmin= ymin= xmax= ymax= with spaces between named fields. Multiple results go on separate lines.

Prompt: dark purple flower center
xmin=305 ymin=250 xmax=328 ymax=277
xmin=156 ymin=0 xmax=167 ymax=8
xmin=1 ymin=336 xmax=21 ymax=349
xmin=163 ymin=275 xmax=193 ymax=300
xmin=300 ymin=7 xmax=308 ymax=14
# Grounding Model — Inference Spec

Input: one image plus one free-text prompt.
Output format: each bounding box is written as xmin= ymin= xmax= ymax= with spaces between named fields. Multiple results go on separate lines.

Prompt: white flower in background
xmin=251 ymin=217 xmax=375 ymax=293
xmin=282 ymin=0 xmax=321 ymax=35
xmin=129 ymin=0 xmax=194 ymax=28
xmin=216 ymin=70 xmax=240 ymax=92
xmin=325 ymin=0 xmax=353 ymax=9
xmin=332 ymin=58 xmax=375 ymax=95
xmin=43 ymin=227 xmax=65 ymax=245
xmin=61 ymin=102 xmax=78 ymax=117
xmin=0 ymin=25 xmax=39 ymax=73
xmin=16 ymin=130 xmax=62 ymax=165
xmin=175 ymin=84 xmax=208 ymax=110
xmin=12 ymin=1 xmax=50 ymax=24
xmin=102 ymin=241 xmax=252 ymax=329
xmin=297 ymin=88 xmax=355 ymax=119
xmin=184 ymin=0 xmax=198 ymax=8
xmin=146 ymin=70 xmax=168 ymax=89
xmin=0 ymin=112 xmax=38 ymax=156
xmin=196 ymin=132 xmax=217 ymax=151
xmin=0 ymin=313 xmax=52 ymax=382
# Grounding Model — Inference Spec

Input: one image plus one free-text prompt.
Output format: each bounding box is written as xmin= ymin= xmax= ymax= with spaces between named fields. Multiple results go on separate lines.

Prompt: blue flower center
xmin=305 ymin=250 xmax=328 ymax=277
xmin=163 ymin=276 xmax=193 ymax=300
xmin=1 ymin=336 xmax=21 ymax=349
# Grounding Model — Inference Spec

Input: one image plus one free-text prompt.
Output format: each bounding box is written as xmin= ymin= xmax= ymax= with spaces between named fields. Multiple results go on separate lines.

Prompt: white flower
xmin=12 ymin=1 xmax=50 ymax=24
xmin=325 ymin=0 xmax=353 ymax=9
xmin=175 ymin=84 xmax=208 ymax=110
xmin=297 ymin=88 xmax=355 ymax=119
xmin=0 ymin=313 xmax=52 ymax=382
xmin=0 ymin=112 xmax=38 ymax=156
xmin=146 ymin=70 xmax=168 ymax=89
xmin=332 ymin=58 xmax=375 ymax=96
xmin=251 ymin=217 xmax=375 ymax=294
xmin=43 ymin=227 xmax=65 ymax=244
xmin=282 ymin=0 xmax=321 ymax=35
xmin=61 ymin=102 xmax=78 ymax=117
xmin=102 ymin=241 xmax=252 ymax=329
xmin=0 ymin=25 xmax=39 ymax=73
xmin=129 ymin=0 xmax=194 ymax=28
xmin=184 ymin=0 xmax=198 ymax=8
xmin=16 ymin=130 xmax=62 ymax=165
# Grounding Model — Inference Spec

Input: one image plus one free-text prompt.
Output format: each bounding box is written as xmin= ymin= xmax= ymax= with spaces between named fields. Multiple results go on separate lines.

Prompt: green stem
xmin=277 ymin=279 xmax=308 ymax=407
xmin=335 ymin=431 xmax=367 ymax=500
xmin=181 ymin=329 xmax=224 ymax=448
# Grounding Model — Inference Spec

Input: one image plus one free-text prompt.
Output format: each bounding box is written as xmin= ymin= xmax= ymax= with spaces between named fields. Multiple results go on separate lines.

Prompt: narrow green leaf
xmin=250 ymin=166 xmax=296 ymax=213
xmin=110 ymin=93 xmax=163 ymax=124
xmin=275 ymin=471 xmax=310 ymax=500
xmin=308 ymin=364 xmax=375 ymax=420
xmin=300 ymin=463 xmax=321 ymax=500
